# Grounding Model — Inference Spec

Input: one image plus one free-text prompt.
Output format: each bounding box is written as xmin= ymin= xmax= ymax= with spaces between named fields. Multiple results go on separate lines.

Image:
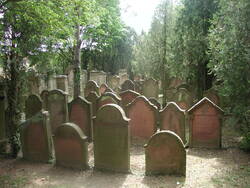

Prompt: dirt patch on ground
xmin=0 ymin=124 xmax=249 ymax=188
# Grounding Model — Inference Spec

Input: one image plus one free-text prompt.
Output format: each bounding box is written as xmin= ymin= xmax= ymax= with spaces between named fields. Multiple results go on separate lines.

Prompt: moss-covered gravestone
xmin=25 ymin=94 xmax=43 ymax=119
xmin=127 ymin=96 xmax=158 ymax=139
xmin=188 ymin=97 xmax=223 ymax=149
xmin=40 ymin=90 xmax=49 ymax=111
xmin=121 ymin=79 xmax=135 ymax=91
xmin=160 ymin=102 xmax=186 ymax=143
xmin=145 ymin=131 xmax=186 ymax=176
xmin=119 ymin=90 xmax=140 ymax=108
xmin=48 ymin=90 xmax=68 ymax=133
xmin=93 ymin=104 xmax=130 ymax=173
xmin=84 ymin=80 xmax=99 ymax=97
xmin=142 ymin=78 xmax=159 ymax=99
xmin=20 ymin=111 xmax=53 ymax=162
xmin=97 ymin=92 xmax=121 ymax=110
xmin=86 ymin=91 xmax=99 ymax=118
xmin=54 ymin=123 xmax=88 ymax=169
xmin=68 ymin=97 xmax=93 ymax=141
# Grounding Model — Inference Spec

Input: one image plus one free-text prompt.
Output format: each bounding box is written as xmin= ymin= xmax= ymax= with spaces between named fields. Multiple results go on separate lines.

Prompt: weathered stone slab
xmin=142 ymin=78 xmax=159 ymax=99
xmin=86 ymin=91 xmax=99 ymax=118
xmin=160 ymin=102 xmax=186 ymax=143
xmin=107 ymin=75 xmax=120 ymax=92
xmin=174 ymin=88 xmax=193 ymax=110
xmin=165 ymin=87 xmax=177 ymax=103
xmin=89 ymin=71 xmax=107 ymax=86
xmin=127 ymin=96 xmax=158 ymax=139
xmin=119 ymin=90 xmax=140 ymax=108
xmin=149 ymin=98 xmax=161 ymax=110
xmin=25 ymin=94 xmax=42 ymax=119
xmin=97 ymin=92 xmax=121 ymax=110
xmin=55 ymin=75 xmax=68 ymax=93
xmin=20 ymin=111 xmax=53 ymax=162
xmin=188 ymin=97 xmax=223 ymax=148
xmin=84 ymin=80 xmax=99 ymax=97
xmin=121 ymin=80 xmax=135 ymax=91
xmin=93 ymin=104 xmax=130 ymax=173
xmin=68 ymin=97 xmax=93 ymax=141
xmin=54 ymin=123 xmax=88 ymax=169
xmin=48 ymin=90 xmax=68 ymax=133
xmin=40 ymin=90 xmax=49 ymax=111
xmin=203 ymin=89 xmax=220 ymax=106
xmin=99 ymin=83 xmax=109 ymax=95
xmin=145 ymin=131 xmax=186 ymax=176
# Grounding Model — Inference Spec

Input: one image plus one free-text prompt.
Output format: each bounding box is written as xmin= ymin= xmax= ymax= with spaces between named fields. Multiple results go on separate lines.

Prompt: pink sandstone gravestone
xmin=84 ymin=80 xmax=99 ymax=97
xmin=145 ymin=131 xmax=186 ymax=176
xmin=119 ymin=90 xmax=140 ymax=108
xmin=188 ymin=97 xmax=223 ymax=148
xmin=86 ymin=91 xmax=99 ymax=118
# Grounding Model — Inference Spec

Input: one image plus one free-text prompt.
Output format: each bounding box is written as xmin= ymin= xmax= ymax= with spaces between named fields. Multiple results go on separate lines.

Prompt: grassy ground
xmin=0 ymin=121 xmax=249 ymax=188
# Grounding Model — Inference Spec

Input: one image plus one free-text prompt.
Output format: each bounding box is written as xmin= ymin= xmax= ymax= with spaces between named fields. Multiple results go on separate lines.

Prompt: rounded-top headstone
xmin=25 ymin=94 xmax=42 ymax=119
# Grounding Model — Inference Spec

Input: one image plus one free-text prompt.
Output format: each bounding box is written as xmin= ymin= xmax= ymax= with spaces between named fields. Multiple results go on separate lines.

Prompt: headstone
xmin=99 ymin=83 xmax=109 ymax=95
xmin=86 ymin=91 xmax=99 ymax=118
xmin=68 ymin=97 xmax=93 ymax=141
xmin=203 ymin=89 xmax=220 ymax=106
xmin=27 ymin=73 xmax=40 ymax=95
xmin=160 ymin=102 xmax=186 ymax=143
xmin=188 ymin=97 xmax=223 ymax=148
xmin=25 ymin=94 xmax=42 ymax=119
xmin=89 ymin=71 xmax=107 ymax=86
xmin=20 ymin=111 xmax=53 ymax=162
xmin=165 ymin=87 xmax=177 ymax=102
xmin=119 ymin=69 xmax=129 ymax=86
xmin=119 ymin=90 xmax=140 ymax=108
xmin=134 ymin=80 xmax=143 ymax=94
xmin=48 ymin=90 xmax=68 ymax=133
xmin=142 ymin=78 xmax=159 ymax=99
xmin=54 ymin=123 xmax=88 ymax=169
xmin=55 ymin=75 xmax=68 ymax=93
xmin=96 ymin=92 xmax=121 ymax=110
xmin=93 ymin=104 xmax=130 ymax=173
xmin=107 ymin=75 xmax=120 ymax=92
xmin=127 ymin=96 xmax=158 ymax=139
xmin=65 ymin=66 xmax=74 ymax=99
xmin=149 ymin=98 xmax=161 ymax=110
xmin=84 ymin=80 xmax=99 ymax=97
xmin=174 ymin=88 xmax=193 ymax=110
xmin=145 ymin=131 xmax=186 ymax=176
xmin=48 ymin=74 xmax=57 ymax=90
xmin=121 ymin=80 xmax=135 ymax=91
xmin=40 ymin=90 xmax=49 ymax=111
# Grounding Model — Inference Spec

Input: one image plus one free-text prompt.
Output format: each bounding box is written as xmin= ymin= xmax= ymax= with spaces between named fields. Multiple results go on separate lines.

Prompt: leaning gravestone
xmin=121 ymin=79 xmax=135 ymax=91
xmin=20 ymin=111 xmax=53 ymax=162
xmin=127 ymin=96 xmax=158 ymax=139
xmin=145 ymin=131 xmax=186 ymax=176
xmin=40 ymin=90 xmax=49 ymax=111
xmin=96 ymin=92 xmax=121 ymax=110
xmin=48 ymin=90 xmax=68 ymax=133
xmin=25 ymin=94 xmax=43 ymax=119
xmin=119 ymin=90 xmax=140 ymax=108
xmin=93 ymin=104 xmax=130 ymax=173
xmin=142 ymin=78 xmax=159 ymax=99
xmin=160 ymin=102 xmax=186 ymax=143
xmin=188 ymin=97 xmax=223 ymax=148
xmin=86 ymin=91 xmax=99 ymax=118
xmin=54 ymin=123 xmax=88 ymax=169
xmin=84 ymin=80 xmax=99 ymax=97
xmin=68 ymin=97 xmax=93 ymax=141
xmin=174 ymin=88 xmax=193 ymax=110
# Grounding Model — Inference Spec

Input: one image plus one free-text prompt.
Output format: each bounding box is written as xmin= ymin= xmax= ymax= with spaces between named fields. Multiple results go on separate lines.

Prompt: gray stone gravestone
xmin=25 ymin=94 xmax=43 ymax=119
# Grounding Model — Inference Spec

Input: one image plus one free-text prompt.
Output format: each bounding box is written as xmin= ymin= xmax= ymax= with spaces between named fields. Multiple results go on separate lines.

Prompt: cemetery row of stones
xmin=20 ymin=79 xmax=223 ymax=176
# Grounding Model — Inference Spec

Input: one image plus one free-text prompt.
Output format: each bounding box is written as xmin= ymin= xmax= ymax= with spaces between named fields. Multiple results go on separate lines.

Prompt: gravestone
xmin=119 ymin=69 xmax=129 ymax=86
xmin=107 ymin=75 xmax=120 ymax=92
xmin=145 ymin=131 xmax=186 ymax=176
xmin=160 ymin=102 xmax=186 ymax=143
xmin=142 ymin=78 xmax=159 ymax=99
xmin=54 ymin=123 xmax=88 ymax=169
xmin=25 ymin=94 xmax=43 ymax=119
xmin=84 ymin=80 xmax=99 ymax=97
xmin=121 ymin=80 xmax=135 ymax=91
xmin=99 ymin=83 xmax=109 ymax=95
xmin=86 ymin=91 xmax=99 ymax=118
xmin=165 ymin=87 xmax=177 ymax=102
xmin=188 ymin=97 xmax=223 ymax=148
xmin=48 ymin=74 xmax=57 ymax=90
xmin=89 ymin=71 xmax=107 ymax=86
xmin=97 ymin=92 xmax=121 ymax=110
xmin=127 ymin=96 xmax=158 ymax=139
xmin=174 ymin=88 xmax=193 ymax=110
xmin=55 ymin=75 xmax=68 ymax=93
xmin=20 ymin=111 xmax=53 ymax=162
xmin=204 ymin=89 xmax=220 ymax=106
xmin=64 ymin=65 xmax=74 ymax=99
xmin=68 ymin=97 xmax=93 ymax=141
xmin=40 ymin=90 xmax=49 ymax=111
xmin=119 ymin=90 xmax=140 ymax=108
xmin=48 ymin=90 xmax=68 ymax=133
xmin=93 ymin=104 xmax=130 ymax=173
xmin=27 ymin=73 xmax=40 ymax=95
xmin=149 ymin=98 xmax=161 ymax=110
xmin=134 ymin=80 xmax=143 ymax=94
